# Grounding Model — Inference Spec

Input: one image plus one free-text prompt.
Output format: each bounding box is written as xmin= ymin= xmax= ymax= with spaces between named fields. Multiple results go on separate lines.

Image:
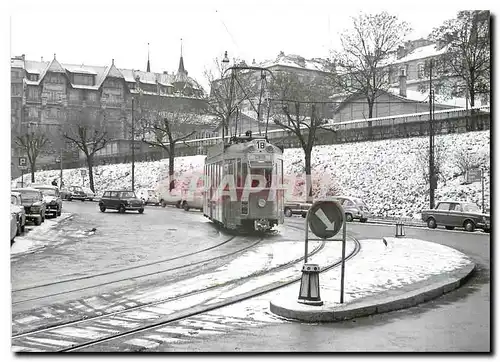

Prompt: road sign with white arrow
xmin=307 ymin=200 xmax=344 ymax=239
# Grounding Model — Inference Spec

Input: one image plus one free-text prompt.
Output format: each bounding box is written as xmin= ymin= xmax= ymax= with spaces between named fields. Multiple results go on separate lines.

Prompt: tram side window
xmin=241 ymin=162 xmax=248 ymax=187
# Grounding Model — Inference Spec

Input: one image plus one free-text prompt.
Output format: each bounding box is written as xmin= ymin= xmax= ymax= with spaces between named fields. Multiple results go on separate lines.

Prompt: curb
xmin=269 ymin=262 xmax=475 ymax=322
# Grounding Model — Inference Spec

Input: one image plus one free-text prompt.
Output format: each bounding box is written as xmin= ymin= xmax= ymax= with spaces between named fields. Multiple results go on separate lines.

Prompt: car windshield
xmin=37 ymin=188 xmax=57 ymax=196
xmin=121 ymin=192 xmax=137 ymax=198
xmin=463 ymin=203 xmax=481 ymax=212
xmin=353 ymin=198 xmax=367 ymax=206
xmin=19 ymin=190 xmax=40 ymax=198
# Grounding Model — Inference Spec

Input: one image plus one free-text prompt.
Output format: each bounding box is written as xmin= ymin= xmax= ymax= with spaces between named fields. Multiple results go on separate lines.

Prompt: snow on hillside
xmin=14 ymin=131 xmax=490 ymax=219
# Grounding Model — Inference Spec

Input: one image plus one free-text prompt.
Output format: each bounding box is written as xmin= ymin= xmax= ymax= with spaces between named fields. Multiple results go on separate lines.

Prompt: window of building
xmin=27 ymin=87 xmax=40 ymax=100
xmin=69 ymin=90 xmax=81 ymax=102
xmin=87 ymin=92 xmax=98 ymax=102
xmin=11 ymin=69 xmax=23 ymax=79
xmin=417 ymin=63 xmax=425 ymax=79
xmin=73 ymin=74 xmax=94 ymax=86
xmin=28 ymin=107 xmax=39 ymax=118
xmin=11 ymin=84 xmax=22 ymax=96
xmin=47 ymin=74 xmax=65 ymax=84
xmin=27 ymin=73 xmax=39 ymax=81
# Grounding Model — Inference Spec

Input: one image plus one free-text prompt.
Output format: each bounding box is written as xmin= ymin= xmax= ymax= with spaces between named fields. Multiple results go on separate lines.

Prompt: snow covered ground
xmin=14 ymin=131 xmax=490 ymax=220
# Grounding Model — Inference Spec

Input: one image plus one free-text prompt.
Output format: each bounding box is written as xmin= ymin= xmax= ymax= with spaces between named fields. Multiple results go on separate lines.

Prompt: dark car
xmin=98 ymin=190 xmax=145 ymax=214
xmin=11 ymin=188 xmax=46 ymax=226
xmin=421 ymin=201 xmax=490 ymax=232
xmin=32 ymin=184 xmax=63 ymax=217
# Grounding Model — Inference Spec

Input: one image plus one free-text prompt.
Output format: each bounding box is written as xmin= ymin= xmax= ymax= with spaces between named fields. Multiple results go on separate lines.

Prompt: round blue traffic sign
xmin=308 ymin=200 xmax=344 ymax=239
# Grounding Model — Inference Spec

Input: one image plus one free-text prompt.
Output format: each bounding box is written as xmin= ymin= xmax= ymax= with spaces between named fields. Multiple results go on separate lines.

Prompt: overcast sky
xmin=8 ymin=0 xmax=486 ymax=91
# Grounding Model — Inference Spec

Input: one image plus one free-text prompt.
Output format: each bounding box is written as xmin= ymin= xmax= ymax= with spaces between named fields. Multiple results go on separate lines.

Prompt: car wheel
xmin=301 ymin=212 xmax=306 ymax=218
xmin=427 ymin=217 xmax=437 ymax=229
xmin=464 ymin=220 xmax=475 ymax=232
xmin=483 ymin=228 xmax=491 ymax=233
xmin=345 ymin=213 xmax=353 ymax=222
xmin=119 ymin=204 xmax=126 ymax=214
xmin=161 ymin=200 xmax=167 ymax=208
xmin=81 ymin=199 xmax=85 ymax=202
xmin=284 ymin=208 xmax=293 ymax=217
xmin=445 ymin=226 xmax=455 ymax=230
xmin=99 ymin=205 xmax=106 ymax=213
xmin=183 ymin=202 xmax=190 ymax=212
xmin=34 ymin=218 xmax=41 ymax=226
xmin=176 ymin=201 xmax=181 ymax=209
xmin=359 ymin=218 xmax=368 ymax=223
xmin=138 ymin=208 xmax=144 ymax=214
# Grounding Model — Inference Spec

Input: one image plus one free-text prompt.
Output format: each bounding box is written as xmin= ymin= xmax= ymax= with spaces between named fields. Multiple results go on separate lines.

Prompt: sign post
xmin=467 ymin=167 xmax=486 ymax=213
xmin=299 ymin=200 xmax=346 ymax=305
xmin=18 ymin=157 xmax=28 ymax=188
xmin=81 ymin=169 xmax=87 ymax=187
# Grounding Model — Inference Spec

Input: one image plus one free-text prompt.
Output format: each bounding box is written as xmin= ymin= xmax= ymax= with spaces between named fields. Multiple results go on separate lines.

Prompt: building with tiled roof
xmin=10 ymin=52 xmax=210 ymax=173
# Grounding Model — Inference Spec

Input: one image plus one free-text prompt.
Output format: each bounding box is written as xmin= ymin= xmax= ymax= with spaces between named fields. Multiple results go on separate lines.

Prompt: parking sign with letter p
xmin=19 ymin=157 xmax=28 ymax=170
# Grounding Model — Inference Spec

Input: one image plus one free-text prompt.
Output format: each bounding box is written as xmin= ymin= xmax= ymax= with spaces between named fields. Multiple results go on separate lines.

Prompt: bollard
xmin=395 ymin=222 xmax=405 ymax=237
xmin=297 ymin=263 xmax=323 ymax=306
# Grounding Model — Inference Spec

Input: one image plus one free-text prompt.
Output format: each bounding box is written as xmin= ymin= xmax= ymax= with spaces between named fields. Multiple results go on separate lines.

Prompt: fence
xmin=41 ymin=106 xmax=490 ymax=171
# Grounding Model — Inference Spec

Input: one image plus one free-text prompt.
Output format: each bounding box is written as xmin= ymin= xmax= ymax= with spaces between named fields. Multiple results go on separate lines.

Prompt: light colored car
xmin=330 ymin=196 xmax=372 ymax=222
xmin=137 ymin=189 xmax=160 ymax=205
xmin=82 ymin=187 xmax=96 ymax=201
xmin=11 ymin=192 xmax=26 ymax=234
xmin=421 ymin=201 xmax=490 ymax=232
xmin=11 ymin=188 xmax=46 ymax=225
xmin=31 ymin=184 xmax=63 ymax=217
xmin=10 ymin=211 xmax=18 ymax=244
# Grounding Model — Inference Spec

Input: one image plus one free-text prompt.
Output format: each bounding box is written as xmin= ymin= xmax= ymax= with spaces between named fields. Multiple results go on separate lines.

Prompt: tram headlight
xmin=266 ymin=145 xmax=274 ymax=153
xmin=258 ymin=199 xmax=266 ymax=208
xmin=247 ymin=145 xmax=256 ymax=152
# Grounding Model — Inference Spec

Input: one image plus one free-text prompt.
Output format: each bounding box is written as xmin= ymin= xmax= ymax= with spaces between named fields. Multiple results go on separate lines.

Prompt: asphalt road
xmin=159 ymin=218 xmax=491 ymax=352
xmin=11 ymin=204 xmax=490 ymax=352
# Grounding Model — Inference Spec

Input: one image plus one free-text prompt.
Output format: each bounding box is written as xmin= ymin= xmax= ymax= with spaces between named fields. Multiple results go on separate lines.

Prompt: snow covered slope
xmin=15 ymin=131 xmax=490 ymax=219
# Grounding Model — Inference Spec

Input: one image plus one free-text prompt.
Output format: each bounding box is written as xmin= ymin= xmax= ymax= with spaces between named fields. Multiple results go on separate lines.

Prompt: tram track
xmin=12 ymin=233 xmax=259 ymax=305
xmin=12 ymin=235 xmax=361 ymax=352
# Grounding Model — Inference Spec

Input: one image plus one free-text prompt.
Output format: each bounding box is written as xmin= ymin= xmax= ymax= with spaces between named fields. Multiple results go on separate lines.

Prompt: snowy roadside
xmin=13 ymin=131 xmax=490 ymax=220
xmin=10 ymin=213 xmax=73 ymax=256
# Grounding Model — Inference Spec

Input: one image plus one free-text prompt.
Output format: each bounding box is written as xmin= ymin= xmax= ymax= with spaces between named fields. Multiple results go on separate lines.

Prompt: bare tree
xmin=14 ymin=128 xmax=50 ymax=183
xmin=203 ymin=57 xmax=259 ymax=136
xmin=63 ymin=108 xmax=109 ymax=192
xmin=139 ymin=108 xmax=200 ymax=191
xmin=269 ymin=71 xmax=335 ymax=202
xmin=328 ymin=12 xmax=412 ymax=124
xmin=416 ymin=142 xmax=448 ymax=186
xmin=428 ymin=11 xmax=490 ymax=109
xmin=453 ymin=146 xmax=481 ymax=179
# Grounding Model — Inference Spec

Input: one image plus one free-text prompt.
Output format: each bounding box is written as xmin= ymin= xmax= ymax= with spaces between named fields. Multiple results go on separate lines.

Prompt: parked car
xmin=136 ymin=189 xmax=160 ymax=206
xmin=284 ymin=201 xmax=313 ymax=217
xmin=31 ymin=184 xmax=63 ymax=217
xmin=10 ymin=211 xmax=18 ymax=244
xmin=329 ymin=196 xmax=372 ymax=222
xmin=82 ymin=187 xmax=96 ymax=201
xmin=421 ymin=201 xmax=490 ymax=232
xmin=158 ymin=187 xmax=182 ymax=208
xmin=11 ymin=188 xmax=46 ymax=225
xmin=11 ymin=191 xmax=26 ymax=234
xmin=98 ymin=190 xmax=145 ymax=214
xmin=66 ymin=185 xmax=87 ymax=201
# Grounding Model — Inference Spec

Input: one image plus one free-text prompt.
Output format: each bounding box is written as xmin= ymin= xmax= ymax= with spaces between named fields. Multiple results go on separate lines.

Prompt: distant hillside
xmin=15 ymin=131 xmax=490 ymax=219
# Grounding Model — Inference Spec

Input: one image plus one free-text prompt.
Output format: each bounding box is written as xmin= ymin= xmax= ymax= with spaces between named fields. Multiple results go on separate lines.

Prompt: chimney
xmin=397 ymin=45 xmax=405 ymax=59
xmin=399 ymin=68 xmax=407 ymax=97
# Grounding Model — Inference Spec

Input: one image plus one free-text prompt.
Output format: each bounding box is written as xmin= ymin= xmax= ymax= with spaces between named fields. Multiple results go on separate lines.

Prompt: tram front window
xmin=249 ymin=167 xmax=273 ymax=187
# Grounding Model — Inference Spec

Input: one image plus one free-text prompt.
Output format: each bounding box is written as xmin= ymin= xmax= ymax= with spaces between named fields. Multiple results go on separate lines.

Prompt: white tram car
xmin=203 ymin=133 xmax=285 ymax=231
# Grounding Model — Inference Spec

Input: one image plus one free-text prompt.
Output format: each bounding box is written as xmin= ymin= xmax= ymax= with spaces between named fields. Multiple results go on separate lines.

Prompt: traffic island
xmin=269 ymin=237 xmax=475 ymax=322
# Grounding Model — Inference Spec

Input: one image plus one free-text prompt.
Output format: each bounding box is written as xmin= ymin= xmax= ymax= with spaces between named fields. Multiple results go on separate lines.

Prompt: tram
xmin=203 ymin=131 xmax=285 ymax=231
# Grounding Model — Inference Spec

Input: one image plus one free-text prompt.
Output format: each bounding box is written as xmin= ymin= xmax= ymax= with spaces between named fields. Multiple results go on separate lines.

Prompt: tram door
xmin=223 ymin=160 xmax=234 ymax=226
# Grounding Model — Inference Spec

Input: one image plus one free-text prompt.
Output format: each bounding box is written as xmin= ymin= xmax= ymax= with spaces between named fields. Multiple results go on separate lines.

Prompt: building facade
xmin=10 ymin=53 xmax=212 ymax=177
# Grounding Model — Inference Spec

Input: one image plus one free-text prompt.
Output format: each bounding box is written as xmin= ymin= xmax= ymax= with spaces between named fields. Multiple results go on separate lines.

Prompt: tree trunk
xmin=304 ymin=150 xmax=313 ymax=203
xmin=169 ymin=144 xmax=176 ymax=191
xmin=30 ymin=162 xmax=36 ymax=183
xmin=367 ymin=99 xmax=374 ymax=139
xmin=86 ymin=154 xmax=95 ymax=192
